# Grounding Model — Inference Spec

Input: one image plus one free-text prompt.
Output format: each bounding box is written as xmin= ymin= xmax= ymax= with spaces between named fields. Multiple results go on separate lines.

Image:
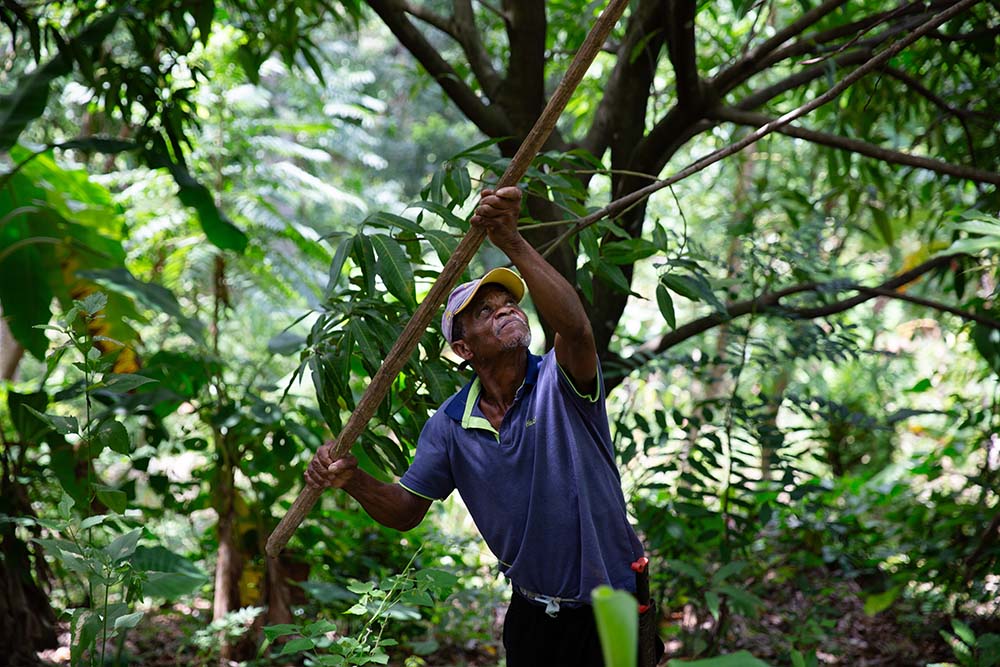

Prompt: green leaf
xmin=950 ymin=619 xmax=975 ymax=646
xmin=422 ymin=229 xmax=458 ymax=265
xmin=142 ymin=136 xmax=247 ymax=252
xmin=667 ymin=651 xmax=774 ymax=667
xmin=58 ymin=492 xmax=75 ymax=520
xmin=280 ymin=637 xmax=316 ymax=655
xmin=370 ymin=233 xmax=415 ymax=307
xmin=104 ymin=527 xmax=142 ymax=562
xmin=0 ymin=12 xmax=120 ymax=151
xmin=267 ymin=331 xmax=306 ymax=356
xmin=114 ymin=611 xmax=144 ymax=631
xmin=591 ymin=586 xmax=637 ymax=667
xmin=23 ymin=405 xmax=78 ymax=435
xmin=705 ymin=590 xmax=721 ymax=621
xmin=95 ymin=485 xmax=128 ymax=514
xmin=101 ymin=373 xmax=157 ymax=393
xmin=97 ymin=420 xmax=130 ymax=455
xmin=603 ymin=238 xmax=659 ymax=265
xmin=656 ymin=284 xmax=676 ymax=329
xmin=409 ymin=201 xmax=467 ymax=230
xmin=325 ymin=236 xmax=353 ymax=296
xmin=7 ymin=391 xmax=49 ymax=442
xmin=80 ymin=268 xmax=206 ymax=345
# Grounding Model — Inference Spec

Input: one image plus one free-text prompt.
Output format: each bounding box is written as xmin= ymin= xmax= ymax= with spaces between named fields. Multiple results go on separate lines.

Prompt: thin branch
xmin=710 ymin=106 xmax=1000 ymax=185
xmin=732 ymin=48 xmax=872 ymax=110
xmin=365 ymin=0 xmax=512 ymax=138
xmin=712 ymin=0 xmax=849 ymax=96
xmin=605 ymin=253 xmax=994 ymax=383
xmin=546 ymin=0 xmax=985 ymax=254
xmin=401 ymin=0 xmax=454 ymax=36
xmin=853 ymin=286 xmax=1000 ymax=329
xmin=880 ymin=65 xmax=979 ymax=165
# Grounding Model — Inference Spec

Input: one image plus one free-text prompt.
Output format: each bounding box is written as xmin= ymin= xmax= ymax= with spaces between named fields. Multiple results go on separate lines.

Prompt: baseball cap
xmin=441 ymin=268 xmax=526 ymax=343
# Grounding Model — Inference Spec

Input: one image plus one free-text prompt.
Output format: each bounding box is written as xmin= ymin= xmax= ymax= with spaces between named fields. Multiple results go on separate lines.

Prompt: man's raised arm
xmin=471 ymin=187 xmax=598 ymax=391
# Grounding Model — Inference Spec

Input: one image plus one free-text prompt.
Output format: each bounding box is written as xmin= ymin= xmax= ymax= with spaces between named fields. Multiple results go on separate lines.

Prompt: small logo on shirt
xmin=526 ymin=417 xmax=537 ymax=428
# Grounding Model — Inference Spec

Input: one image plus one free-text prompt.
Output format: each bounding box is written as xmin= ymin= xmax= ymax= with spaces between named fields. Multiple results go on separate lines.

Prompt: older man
xmin=306 ymin=187 xmax=650 ymax=666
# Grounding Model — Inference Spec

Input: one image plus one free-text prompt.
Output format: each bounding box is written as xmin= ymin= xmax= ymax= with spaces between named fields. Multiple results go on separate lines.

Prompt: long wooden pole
xmin=266 ymin=0 xmax=630 ymax=558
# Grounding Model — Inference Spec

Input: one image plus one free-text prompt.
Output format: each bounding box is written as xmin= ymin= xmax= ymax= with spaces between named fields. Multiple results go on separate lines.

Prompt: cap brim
xmin=452 ymin=267 xmax=526 ymax=318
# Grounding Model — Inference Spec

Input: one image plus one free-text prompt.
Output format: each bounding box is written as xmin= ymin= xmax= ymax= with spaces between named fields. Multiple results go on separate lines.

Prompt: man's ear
xmin=451 ymin=340 xmax=473 ymax=361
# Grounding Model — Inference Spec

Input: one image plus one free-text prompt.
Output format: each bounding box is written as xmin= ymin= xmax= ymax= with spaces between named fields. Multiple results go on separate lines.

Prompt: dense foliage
xmin=1 ymin=0 xmax=999 ymax=666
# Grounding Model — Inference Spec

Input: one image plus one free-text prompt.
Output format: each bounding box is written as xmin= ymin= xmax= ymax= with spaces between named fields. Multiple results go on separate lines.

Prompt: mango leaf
xmin=325 ymin=235 xmax=353 ymax=297
xmin=422 ymin=229 xmax=459 ymax=265
xmin=143 ymin=136 xmax=247 ymax=252
xmin=591 ymin=586 xmax=637 ymax=667
xmin=656 ymin=284 xmax=676 ymax=329
xmin=408 ymin=201 xmax=467 ymax=230
xmin=370 ymin=233 xmax=415 ymax=308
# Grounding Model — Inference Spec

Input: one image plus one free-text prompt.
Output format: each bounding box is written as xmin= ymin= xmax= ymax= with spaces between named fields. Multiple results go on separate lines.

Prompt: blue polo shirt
xmin=399 ymin=349 xmax=643 ymax=601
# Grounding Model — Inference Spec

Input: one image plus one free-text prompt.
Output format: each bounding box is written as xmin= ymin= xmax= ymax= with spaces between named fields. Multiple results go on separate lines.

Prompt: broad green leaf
xmin=95 ymin=486 xmax=128 ymax=514
xmin=950 ymin=619 xmax=975 ymax=646
xmin=325 ymin=236 xmax=353 ymax=296
xmin=104 ymin=527 xmax=142 ymax=562
xmin=101 ymin=373 xmax=157 ymax=393
xmin=80 ymin=514 xmax=110 ymax=530
xmin=863 ymin=586 xmax=901 ymax=616
xmin=591 ymin=586 xmax=637 ymax=667
xmin=422 ymin=229 xmax=459 ymax=265
xmin=667 ymin=651 xmax=774 ymax=667
xmin=23 ymin=405 xmax=78 ymax=435
xmin=7 ymin=391 xmax=49 ymax=442
xmin=705 ymin=590 xmax=721 ymax=621
xmin=114 ymin=611 xmax=144 ymax=631
xmin=143 ymin=136 xmax=247 ymax=252
xmin=370 ymin=233 xmax=415 ymax=308
xmin=97 ymin=420 xmax=130 ymax=454
xmin=408 ymin=201 xmax=467 ymax=230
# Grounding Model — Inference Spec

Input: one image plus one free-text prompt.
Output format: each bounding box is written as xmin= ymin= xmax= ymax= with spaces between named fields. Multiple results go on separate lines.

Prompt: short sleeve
xmin=399 ymin=414 xmax=455 ymax=501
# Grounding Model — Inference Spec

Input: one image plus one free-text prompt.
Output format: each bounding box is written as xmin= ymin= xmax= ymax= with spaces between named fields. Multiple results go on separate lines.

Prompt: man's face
xmin=455 ymin=284 xmax=531 ymax=358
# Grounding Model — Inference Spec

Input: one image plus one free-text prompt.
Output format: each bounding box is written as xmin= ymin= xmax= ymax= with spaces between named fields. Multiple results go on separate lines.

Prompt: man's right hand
xmin=304 ymin=441 xmax=358 ymax=489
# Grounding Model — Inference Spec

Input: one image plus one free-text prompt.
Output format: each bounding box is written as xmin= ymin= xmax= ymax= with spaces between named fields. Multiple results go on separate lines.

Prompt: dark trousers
xmin=502 ymin=591 xmax=605 ymax=667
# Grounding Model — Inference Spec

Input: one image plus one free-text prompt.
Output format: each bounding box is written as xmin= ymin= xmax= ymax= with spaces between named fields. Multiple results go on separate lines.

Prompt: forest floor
xmin=37 ymin=573 xmax=998 ymax=666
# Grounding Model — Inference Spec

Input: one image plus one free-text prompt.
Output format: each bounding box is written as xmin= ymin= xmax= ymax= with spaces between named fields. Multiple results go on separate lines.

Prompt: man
xmin=305 ymin=186 xmax=651 ymax=666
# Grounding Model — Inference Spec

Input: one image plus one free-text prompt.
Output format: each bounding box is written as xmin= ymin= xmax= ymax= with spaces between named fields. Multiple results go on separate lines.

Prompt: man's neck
xmin=473 ymin=347 xmax=528 ymax=421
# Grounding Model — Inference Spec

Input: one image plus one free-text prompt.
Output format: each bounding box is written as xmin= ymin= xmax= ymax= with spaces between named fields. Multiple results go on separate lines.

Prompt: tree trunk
xmin=212 ymin=439 xmax=243 ymax=664
xmin=1 ymin=305 xmax=25 ymax=382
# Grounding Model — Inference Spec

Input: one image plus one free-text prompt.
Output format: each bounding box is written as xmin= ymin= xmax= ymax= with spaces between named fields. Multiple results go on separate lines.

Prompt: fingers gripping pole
xmin=266 ymin=0 xmax=630 ymax=559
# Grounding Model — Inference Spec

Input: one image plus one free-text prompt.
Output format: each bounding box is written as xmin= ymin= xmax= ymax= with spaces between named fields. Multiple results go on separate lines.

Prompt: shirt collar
xmin=444 ymin=352 xmax=542 ymax=422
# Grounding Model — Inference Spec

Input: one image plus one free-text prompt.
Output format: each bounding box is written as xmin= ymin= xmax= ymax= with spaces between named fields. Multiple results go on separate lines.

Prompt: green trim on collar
xmin=462 ymin=377 xmax=499 ymax=439
xmin=557 ymin=363 xmax=601 ymax=403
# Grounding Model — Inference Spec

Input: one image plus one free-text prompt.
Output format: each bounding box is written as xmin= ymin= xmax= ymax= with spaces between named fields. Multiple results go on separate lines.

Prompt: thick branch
xmin=732 ymin=48 xmax=872 ymax=110
xmin=365 ymin=0 xmax=512 ymax=138
xmin=605 ymin=254 xmax=994 ymax=385
xmin=665 ymin=0 xmax=701 ymax=108
xmin=451 ymin=0 xmax=503 ymax=99
xmin=581 ymin=0 xmax=669 ymax=159
xmin=710 ymin=106 xmax=1000 ymax=186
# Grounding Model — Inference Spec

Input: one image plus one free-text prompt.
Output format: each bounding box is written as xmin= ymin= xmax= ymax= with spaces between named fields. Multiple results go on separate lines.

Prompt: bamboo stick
xmin=266 ymin=0 xmax=630 ymax=558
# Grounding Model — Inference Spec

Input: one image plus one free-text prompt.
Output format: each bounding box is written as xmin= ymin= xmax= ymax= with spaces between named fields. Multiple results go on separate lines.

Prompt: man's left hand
xmin=471 ymin=186 xmax=523 ymax=249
